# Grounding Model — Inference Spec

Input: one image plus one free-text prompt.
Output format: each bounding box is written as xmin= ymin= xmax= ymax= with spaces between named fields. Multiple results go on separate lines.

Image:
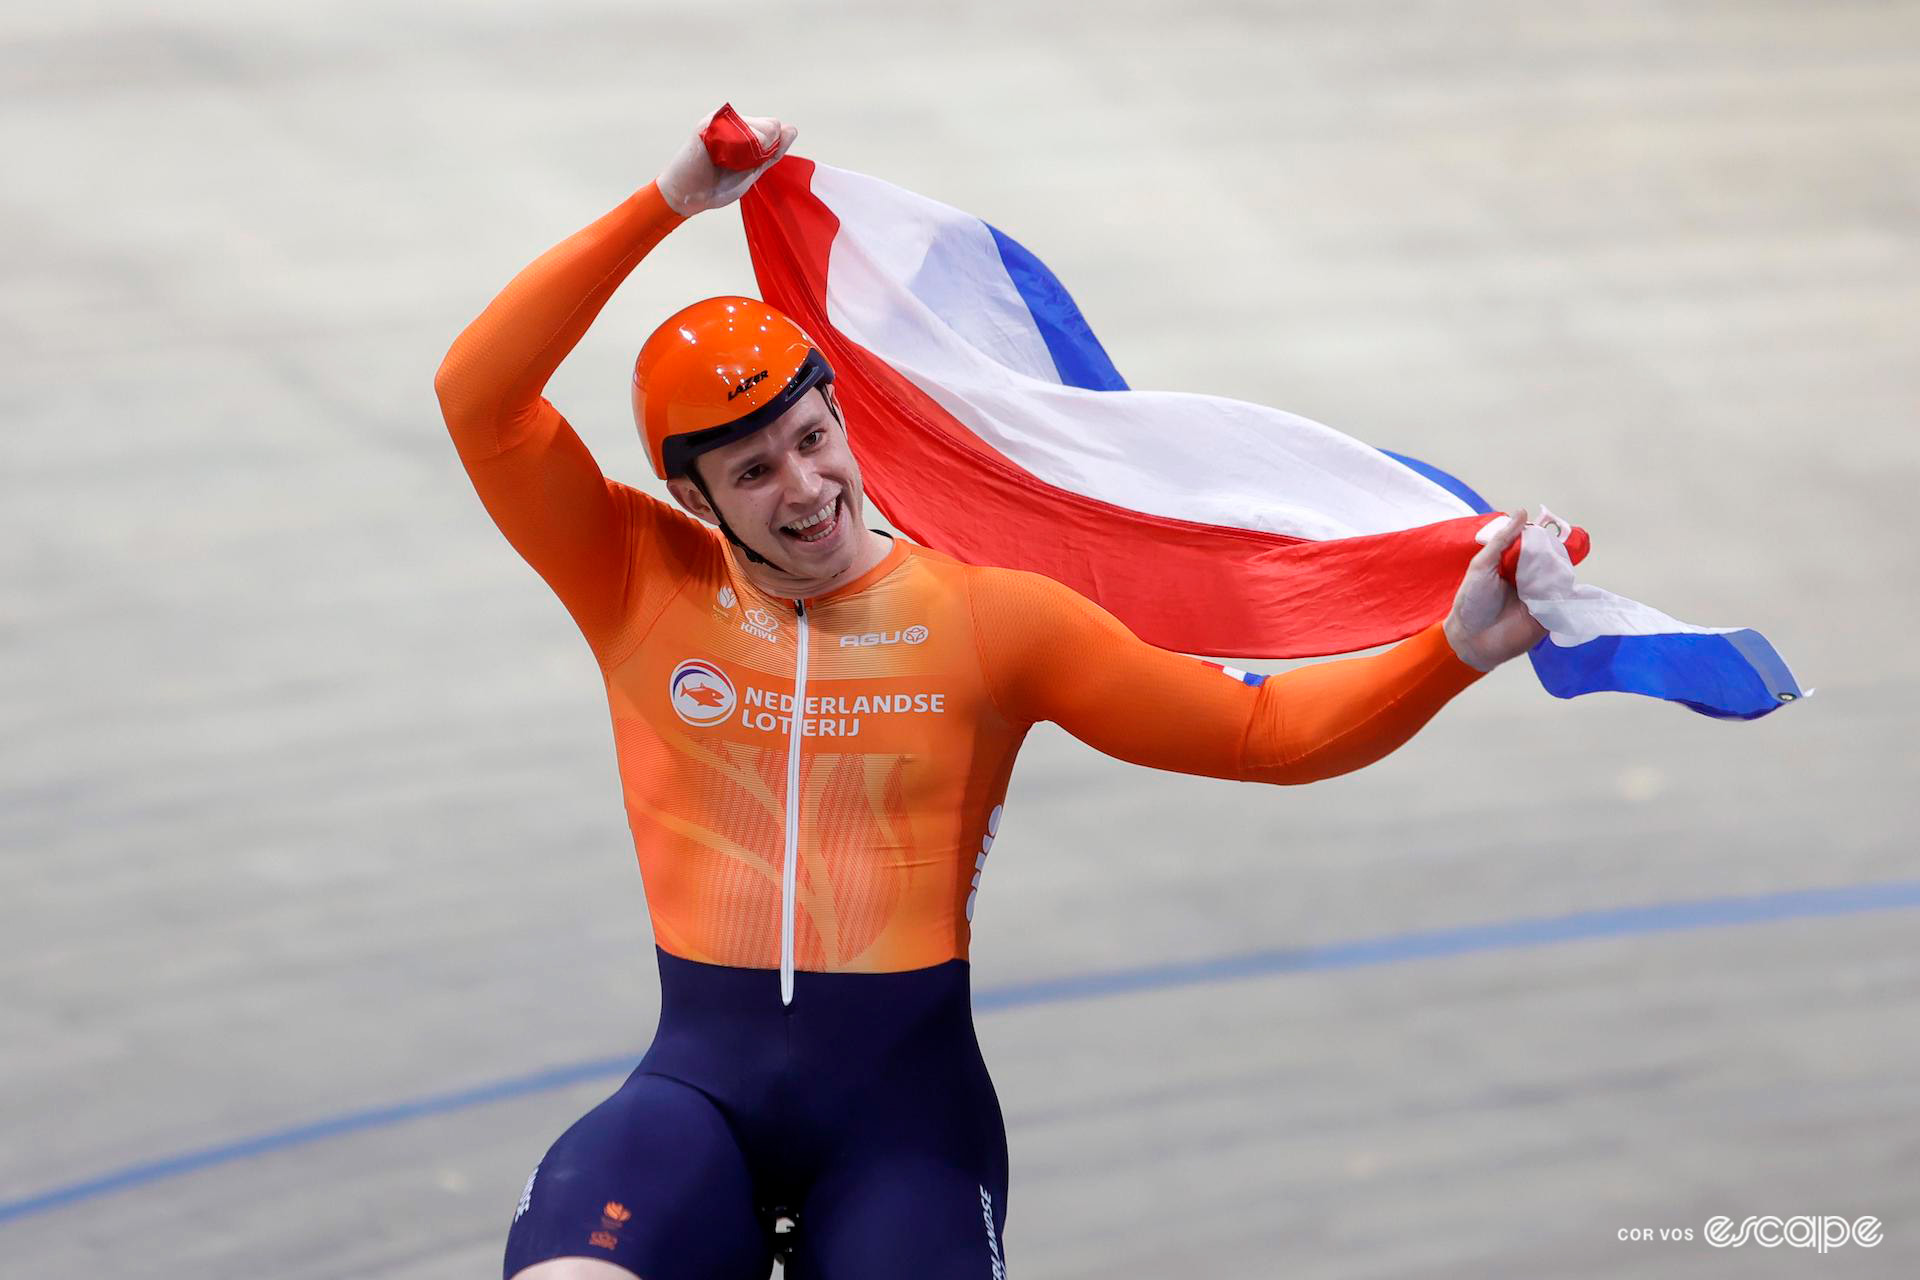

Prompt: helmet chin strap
xmin=688 ymin=465 xmax=793 ymax=577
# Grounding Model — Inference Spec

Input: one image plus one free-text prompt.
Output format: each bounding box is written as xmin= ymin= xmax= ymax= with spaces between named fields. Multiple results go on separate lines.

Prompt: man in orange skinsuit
xmin=435 ymin=110 xmax=1544 ymax=1280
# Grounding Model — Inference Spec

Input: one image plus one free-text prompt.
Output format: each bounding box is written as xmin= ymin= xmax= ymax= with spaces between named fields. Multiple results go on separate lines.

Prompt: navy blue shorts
xmin=504 ymin=950 xmax=1010 ymax=1279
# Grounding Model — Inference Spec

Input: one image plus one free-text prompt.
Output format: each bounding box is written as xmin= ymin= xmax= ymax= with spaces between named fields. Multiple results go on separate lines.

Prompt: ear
xmin=665 ymin=475 xmax=719 ymax=526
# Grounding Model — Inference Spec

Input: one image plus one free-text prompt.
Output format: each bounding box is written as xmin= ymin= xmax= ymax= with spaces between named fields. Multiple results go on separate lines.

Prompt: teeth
xmin=786 ymin=498 xmax=837 ymax=534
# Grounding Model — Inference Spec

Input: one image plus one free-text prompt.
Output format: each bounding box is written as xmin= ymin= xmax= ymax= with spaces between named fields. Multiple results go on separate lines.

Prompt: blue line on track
xmin=5 ymin=878 xmax=1918 ymax=1227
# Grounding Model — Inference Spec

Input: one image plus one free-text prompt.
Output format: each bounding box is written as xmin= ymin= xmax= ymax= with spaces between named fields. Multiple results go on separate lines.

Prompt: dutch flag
xmin=740 ymin=157 xmax=1804 ymax=720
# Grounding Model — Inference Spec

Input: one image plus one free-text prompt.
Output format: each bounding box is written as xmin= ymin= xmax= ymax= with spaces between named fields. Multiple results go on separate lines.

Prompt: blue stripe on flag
xmin=1528 ymin=629 xmax=1805 ymax=720
xmin=1379 ymin=449 xmax=1495 ymax=514
xmin=1202 ymin=660 xmax=1269 ymax=687
xmin=985 ymin=223 xmax=1129 ymax=392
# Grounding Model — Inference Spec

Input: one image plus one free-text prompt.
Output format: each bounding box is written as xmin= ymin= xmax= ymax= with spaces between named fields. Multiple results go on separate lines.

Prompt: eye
xmin=737 ymin=464 xmax=765 ymax=484
xmin=800 ymin=429 xmax=825 ymax=449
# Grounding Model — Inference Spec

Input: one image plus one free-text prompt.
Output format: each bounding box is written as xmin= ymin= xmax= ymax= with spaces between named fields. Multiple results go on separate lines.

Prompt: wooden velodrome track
xmin=3 ymin=2 xmax=1916 ymax=1276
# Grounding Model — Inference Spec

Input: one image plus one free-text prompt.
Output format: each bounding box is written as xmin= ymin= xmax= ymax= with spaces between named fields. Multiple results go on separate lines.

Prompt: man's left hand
xmin=1443 ymin=509 xmax=1549 ymax=672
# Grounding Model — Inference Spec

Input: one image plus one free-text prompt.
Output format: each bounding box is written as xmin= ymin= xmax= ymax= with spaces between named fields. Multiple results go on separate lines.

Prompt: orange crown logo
xmin=603 ymin=1202 xmax=631 ymax=1223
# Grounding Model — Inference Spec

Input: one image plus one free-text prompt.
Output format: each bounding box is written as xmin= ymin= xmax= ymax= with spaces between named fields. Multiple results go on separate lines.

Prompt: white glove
xmin=1444 ymin=508 xmax=1548 ymax=671
xmin=656 ymin=109 xmax=798 ymax=217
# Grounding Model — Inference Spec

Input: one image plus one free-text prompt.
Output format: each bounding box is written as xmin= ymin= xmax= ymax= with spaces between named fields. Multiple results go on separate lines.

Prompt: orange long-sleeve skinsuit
xmin=437 ymin=179 xmax=1487 ymax=1280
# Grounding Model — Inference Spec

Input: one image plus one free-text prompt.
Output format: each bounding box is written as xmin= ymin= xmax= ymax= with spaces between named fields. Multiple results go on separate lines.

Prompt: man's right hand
xmin=656 ymin=108 xmax=797 ymax=217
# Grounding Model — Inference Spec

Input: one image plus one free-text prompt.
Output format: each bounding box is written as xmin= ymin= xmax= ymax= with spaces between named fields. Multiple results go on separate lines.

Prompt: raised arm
xmin=432 ymin=181 xmax=683 ymax=655
xmin=969 ymin=565 xmax=1489 ymax=784
xmin=432 ymin=109 xmax=796 ymax=657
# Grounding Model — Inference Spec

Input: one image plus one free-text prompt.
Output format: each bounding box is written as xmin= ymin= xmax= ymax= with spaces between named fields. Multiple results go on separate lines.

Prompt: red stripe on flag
xmin=742 ymin=159 xmax=1497 ymax=659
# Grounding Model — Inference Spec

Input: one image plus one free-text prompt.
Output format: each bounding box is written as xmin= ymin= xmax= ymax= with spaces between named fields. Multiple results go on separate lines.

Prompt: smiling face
xmin=665 ymin=386 xmax=884 ymax=597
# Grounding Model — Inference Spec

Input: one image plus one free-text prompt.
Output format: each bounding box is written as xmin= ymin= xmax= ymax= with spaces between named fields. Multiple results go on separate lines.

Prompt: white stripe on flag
xmin=811 ymin=164 xmax=1475 ymax=540
xmin=1504 ymin=516 xmax=1743 ymax=646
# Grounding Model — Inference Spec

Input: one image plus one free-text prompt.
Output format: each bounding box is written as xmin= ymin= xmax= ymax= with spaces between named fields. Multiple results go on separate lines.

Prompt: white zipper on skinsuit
xmin=780 ymin=599 xmax=809 ymax=1006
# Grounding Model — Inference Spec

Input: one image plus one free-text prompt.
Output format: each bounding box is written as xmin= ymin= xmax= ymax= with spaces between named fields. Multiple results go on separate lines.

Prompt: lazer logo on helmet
xmin=727 ymin=369 xmax=769 ymax=401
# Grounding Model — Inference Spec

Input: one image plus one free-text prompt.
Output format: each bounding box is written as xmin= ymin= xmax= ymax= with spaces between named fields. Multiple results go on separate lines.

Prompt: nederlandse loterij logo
xmin=717 ymin=586 xmax=737 ymax=610
xmin=670 ymin=659 xmax=737 ymax=726
xmin=978 ymin=1185 xmax=1005 ymax=1280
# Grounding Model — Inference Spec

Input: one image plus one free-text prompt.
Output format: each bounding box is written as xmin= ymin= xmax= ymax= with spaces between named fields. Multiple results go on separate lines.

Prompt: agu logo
xmin=670 ymin=659 xmax=737 ymax=727
xmin=839 ymin=623 xmax=931 ymax=648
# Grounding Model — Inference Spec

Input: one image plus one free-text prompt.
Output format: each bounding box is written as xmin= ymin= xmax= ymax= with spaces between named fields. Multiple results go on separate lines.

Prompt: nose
xmin=774 ymin=451 xmax=830 ymax=511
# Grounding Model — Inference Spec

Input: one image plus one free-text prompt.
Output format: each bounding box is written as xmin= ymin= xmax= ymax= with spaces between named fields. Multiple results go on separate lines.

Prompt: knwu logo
xmin=742 ymin=607 xmax=781 ymax=643
xmin=840 ymin=624 xmax=929 ymax=648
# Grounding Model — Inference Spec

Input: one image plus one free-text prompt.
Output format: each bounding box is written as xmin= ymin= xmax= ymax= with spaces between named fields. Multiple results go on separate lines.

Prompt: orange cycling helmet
xmin=632 ymin=295 xmax=835 ymax=481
